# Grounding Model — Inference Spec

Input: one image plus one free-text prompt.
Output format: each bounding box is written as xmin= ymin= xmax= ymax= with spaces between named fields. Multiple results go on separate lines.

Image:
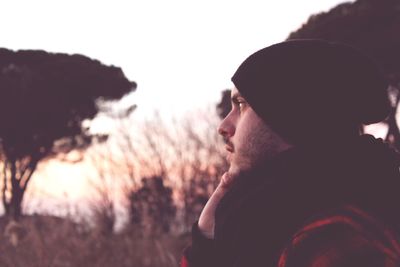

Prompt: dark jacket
xmin=181 ymin=135 xmax=400 ymax=267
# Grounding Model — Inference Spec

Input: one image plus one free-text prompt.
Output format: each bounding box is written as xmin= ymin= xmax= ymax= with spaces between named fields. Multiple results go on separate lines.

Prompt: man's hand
xmin=198 ymin=172 xmax=236 ymax=239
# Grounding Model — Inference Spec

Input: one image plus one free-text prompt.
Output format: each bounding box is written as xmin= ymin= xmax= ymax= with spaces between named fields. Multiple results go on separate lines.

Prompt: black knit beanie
xmin=231 ymin=39 xmax=390 ymax=145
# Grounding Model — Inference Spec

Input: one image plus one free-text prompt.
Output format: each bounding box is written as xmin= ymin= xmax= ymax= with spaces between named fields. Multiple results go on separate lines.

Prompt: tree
xmin=0 ymin=48 xmax=136 ymax=219
xmin=87 ymin=107 xmax=227 ymax=233
xmin=287 ymin=0 xmax=400 ymax=149
xmin=120 ymin=111 xmax=227 ymax=232
xmin=129 ymin=176 xmax=176 ymax=236
xmin=217 ymin=89 xmax=231 ymax=120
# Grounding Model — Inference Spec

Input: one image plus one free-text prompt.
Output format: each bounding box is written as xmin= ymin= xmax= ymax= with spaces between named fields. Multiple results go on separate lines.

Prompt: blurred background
xmin=0 ymin=0 xmax=399 ymax=266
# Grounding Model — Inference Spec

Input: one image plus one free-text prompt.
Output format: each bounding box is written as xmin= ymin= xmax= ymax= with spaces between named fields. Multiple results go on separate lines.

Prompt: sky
xmin=1 ymin=0 xmax=357 ymax=212
xmin=2 ymin=0 xmax=354 ymax=119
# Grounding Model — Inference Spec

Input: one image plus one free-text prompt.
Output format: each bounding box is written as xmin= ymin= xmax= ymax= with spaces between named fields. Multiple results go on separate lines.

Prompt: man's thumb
xmin=220 ymin=172 xmax=235 ymax=189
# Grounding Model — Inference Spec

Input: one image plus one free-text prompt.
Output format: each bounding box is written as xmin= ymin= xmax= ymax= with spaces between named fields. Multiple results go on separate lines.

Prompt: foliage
xmin=87 ymin=109 xmax=227 ymax=234
xmin=0 ymin=48 xmax=136 ymax=219
xmin=217 ymin=89 xmax=231 ymax=120
xmin=138 ymin=112 xmax=226 ymax=231
xmin=288 ymin=0 xmax=400 ymax=148
xmin=0 ymin=214 xmax=187 ymax=267
xmin=129 ymin=176 xmax=176 ymax=236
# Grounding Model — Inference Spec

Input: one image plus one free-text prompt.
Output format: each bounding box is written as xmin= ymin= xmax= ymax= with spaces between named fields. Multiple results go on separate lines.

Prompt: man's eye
xmin=237 ymin=101 xmax=246 ymax=111
xmin=231 ymin=98 xmax=247 ymax=113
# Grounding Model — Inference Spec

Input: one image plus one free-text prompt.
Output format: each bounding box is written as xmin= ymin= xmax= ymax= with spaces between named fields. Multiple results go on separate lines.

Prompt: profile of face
xmin=218 ymin=87 xmax=292 ymax=176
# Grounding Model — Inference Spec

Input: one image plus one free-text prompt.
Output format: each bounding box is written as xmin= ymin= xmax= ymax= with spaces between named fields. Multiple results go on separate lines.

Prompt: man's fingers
xmin=198 ymin=172 xmax=237 ymax=238
xmin=210 ymin=172 xmax=235 ymax=202
xmin=203 ymin=172 xmax=235 ymax=210
xmin=220 ymin=172 xmax=235 ymax=188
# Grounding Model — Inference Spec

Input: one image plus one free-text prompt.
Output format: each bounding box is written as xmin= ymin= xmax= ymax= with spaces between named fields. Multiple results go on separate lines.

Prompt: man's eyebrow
xmin=231 ymin=92 xmax=242 ymax=100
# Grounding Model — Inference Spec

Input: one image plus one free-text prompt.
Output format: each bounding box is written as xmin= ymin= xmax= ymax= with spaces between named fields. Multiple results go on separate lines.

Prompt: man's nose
xmin=218 ymin=116 xmax=235 ymax=138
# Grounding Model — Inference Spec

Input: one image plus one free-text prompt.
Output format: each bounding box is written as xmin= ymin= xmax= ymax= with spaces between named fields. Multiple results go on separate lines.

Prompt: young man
xmin=181 ymin=40 xmax=400 ymax=267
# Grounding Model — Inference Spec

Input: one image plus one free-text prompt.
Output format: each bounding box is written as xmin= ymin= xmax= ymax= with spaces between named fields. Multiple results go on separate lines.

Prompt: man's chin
xmin=228 ymin=164 xmax=242 ymax=178
xmin=228 ymin=158 xmax=253 ymax=177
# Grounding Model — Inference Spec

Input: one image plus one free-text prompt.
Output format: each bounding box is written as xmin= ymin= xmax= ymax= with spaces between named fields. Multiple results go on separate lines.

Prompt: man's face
xmin=218 ymin=87 xmax=292 ymax=176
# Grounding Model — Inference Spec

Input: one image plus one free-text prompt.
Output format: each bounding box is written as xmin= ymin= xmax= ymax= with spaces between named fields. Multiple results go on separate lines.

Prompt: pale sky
xmin=2 ymin=0 xmax=353 ymax=118
xmin=1 ymin=0 xmax=356 ymax=213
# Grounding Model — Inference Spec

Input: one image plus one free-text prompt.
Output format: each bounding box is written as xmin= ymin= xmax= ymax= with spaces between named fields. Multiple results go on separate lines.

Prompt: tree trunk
xmin=9 ymin=159 xmax=22 ymax=220
xmin=385 ymin=89 xmax=400 ymax=150
xmin=2 ymin=158 xmax=35 ymax=221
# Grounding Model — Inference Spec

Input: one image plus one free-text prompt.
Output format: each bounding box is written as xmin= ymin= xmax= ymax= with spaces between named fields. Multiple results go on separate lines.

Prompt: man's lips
xmin=223 ymin=136 xmax=234 ymax=152
xmin=225 ymin=145 xmax=234 ymax=153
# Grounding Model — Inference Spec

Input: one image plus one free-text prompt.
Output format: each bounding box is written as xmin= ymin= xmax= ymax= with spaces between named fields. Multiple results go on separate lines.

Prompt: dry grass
xmin=0 ymin=215 xmax=190 ymax=267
